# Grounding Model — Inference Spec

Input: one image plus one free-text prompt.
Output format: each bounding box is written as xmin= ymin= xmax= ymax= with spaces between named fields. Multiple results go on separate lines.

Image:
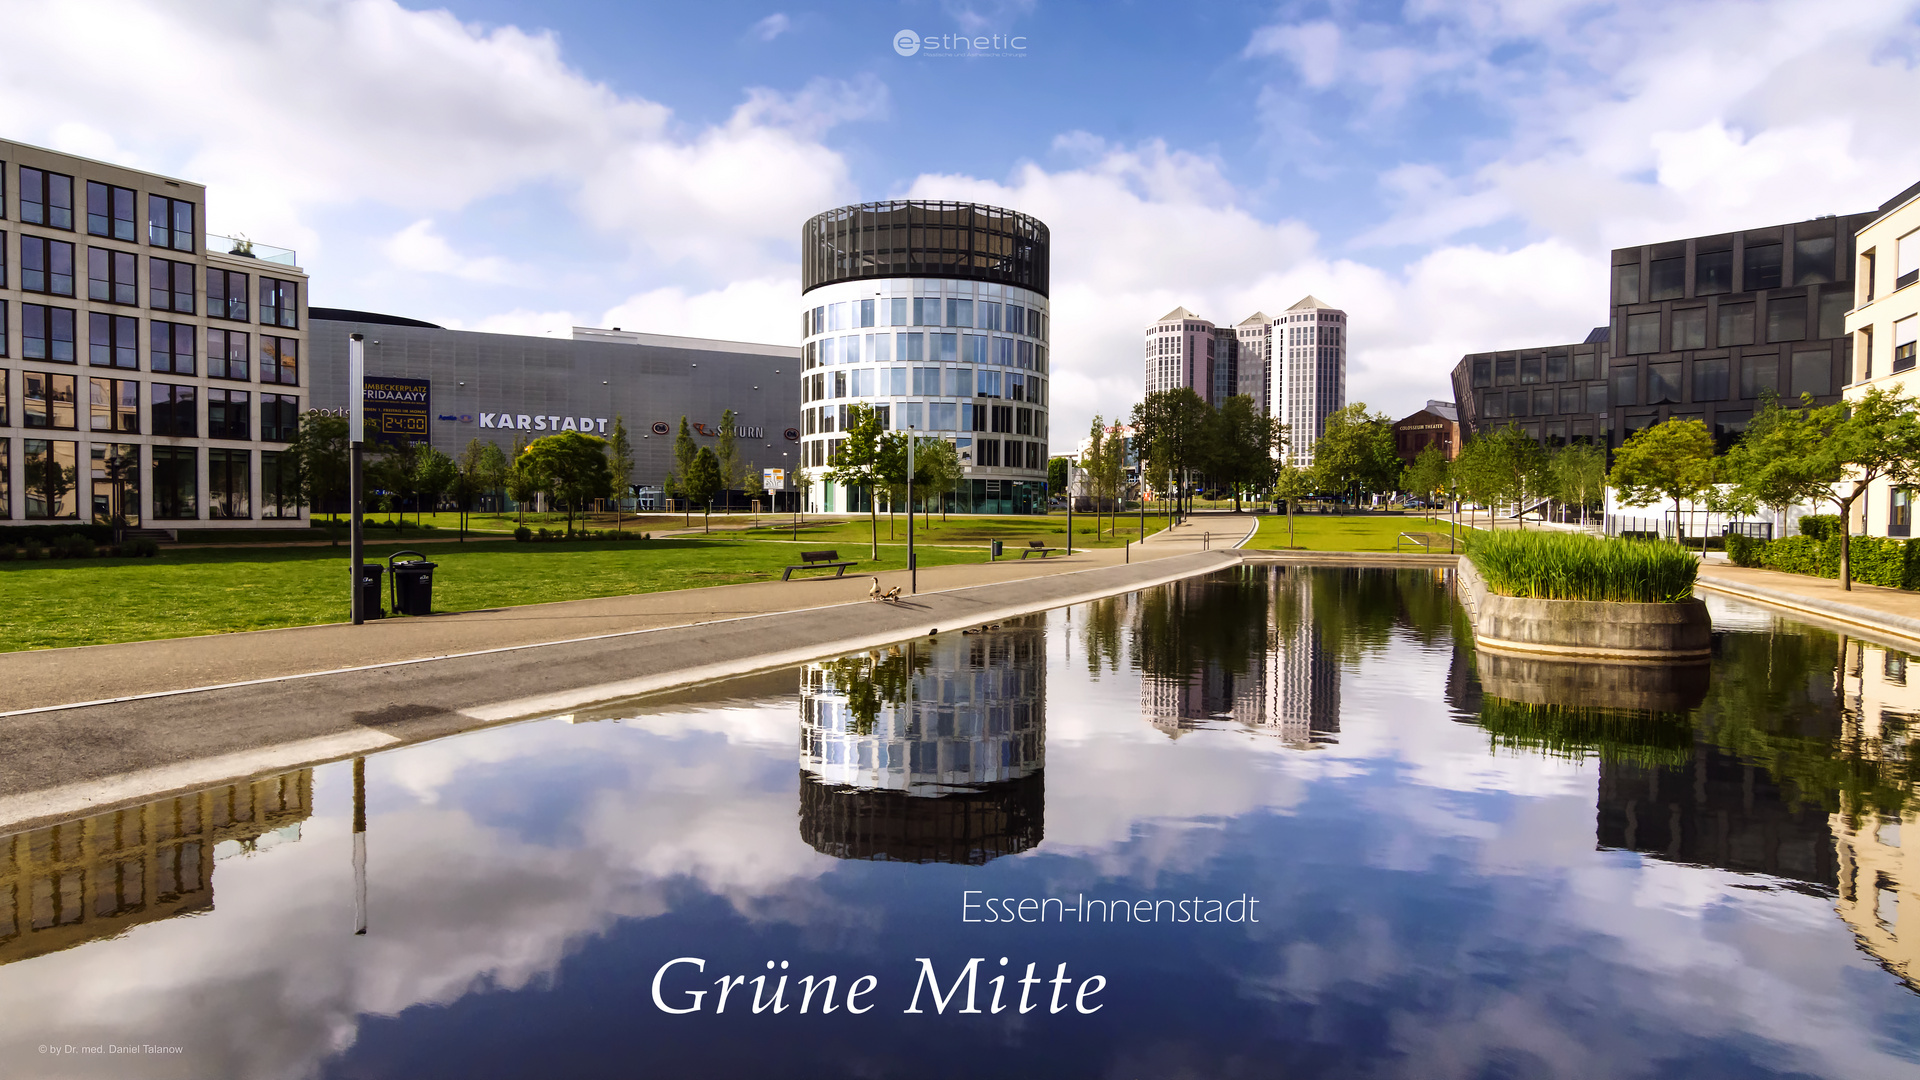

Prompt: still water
xmin=2 ymin=566 xmax=1918 ymax=1079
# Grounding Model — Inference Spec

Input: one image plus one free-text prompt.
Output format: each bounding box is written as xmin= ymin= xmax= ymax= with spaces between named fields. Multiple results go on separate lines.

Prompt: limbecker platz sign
xmin=364 ymin=377 xmax=431 ymax=446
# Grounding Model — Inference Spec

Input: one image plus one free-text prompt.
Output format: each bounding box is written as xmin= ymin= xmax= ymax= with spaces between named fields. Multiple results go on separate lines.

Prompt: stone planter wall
xmin=1455 ymin=556 xmax=1712 ymax=663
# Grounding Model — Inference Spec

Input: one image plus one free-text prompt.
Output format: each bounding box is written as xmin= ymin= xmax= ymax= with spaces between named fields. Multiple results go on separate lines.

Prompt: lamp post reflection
xmin=798 ymin=620 xmax=1045 ymax=865
xmin=353 ymin=756 xmax=367 ymax=936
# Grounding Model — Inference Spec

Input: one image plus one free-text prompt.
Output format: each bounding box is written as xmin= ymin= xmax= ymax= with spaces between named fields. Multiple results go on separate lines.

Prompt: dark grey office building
xmin=307 ymin=310 xmax=803 ymax=506
xmin=1454 ymin=208 xmax=1879 ymax=449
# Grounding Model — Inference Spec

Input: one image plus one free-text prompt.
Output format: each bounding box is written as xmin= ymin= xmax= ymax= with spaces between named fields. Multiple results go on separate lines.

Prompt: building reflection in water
xmin=0 ymin=771 xmax=312 ymax=967
xmin=798 ymin=619 xmax=1044 ymax=865
xmin=1453 ymin=619 xmax=1920 ymax=991
xmin=1134 ymin=565 xmax=1340 ymax=744
xmin=1834 ymin=638 xmax=1920 ymax=990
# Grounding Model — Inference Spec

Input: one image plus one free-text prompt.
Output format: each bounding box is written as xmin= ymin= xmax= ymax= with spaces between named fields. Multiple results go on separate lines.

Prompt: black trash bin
xmin=387 ymin=550 xmax=438 ymax=616
xmin=355 ymin=563 xmax=385 ymax=619
xmin=990 ymin=539 xmax=1003 ymax=560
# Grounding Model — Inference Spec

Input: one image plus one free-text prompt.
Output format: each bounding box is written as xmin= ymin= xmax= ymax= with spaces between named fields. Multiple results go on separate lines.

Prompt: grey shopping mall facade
xmin=307 ymin=311 xmax=802 ymax=509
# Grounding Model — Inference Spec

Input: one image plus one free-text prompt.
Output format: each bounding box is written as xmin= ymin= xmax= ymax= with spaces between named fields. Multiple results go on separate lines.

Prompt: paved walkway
xmin=1696 ymin=563 xmax=1920 ymax=645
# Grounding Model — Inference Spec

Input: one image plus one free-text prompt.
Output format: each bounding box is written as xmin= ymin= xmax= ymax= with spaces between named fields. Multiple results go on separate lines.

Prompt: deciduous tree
xmin=826 ymin=403 xmax=886 ymax=558
xmin=1608 ymin=418 xmax=1717 ymax=544
xmin=684 ymin=446 xmax=724 ymax=533
xmin=288 ymin=411 xmax=350 ymax=542
xmin=519 ymin=430 xmax=614 ymax=535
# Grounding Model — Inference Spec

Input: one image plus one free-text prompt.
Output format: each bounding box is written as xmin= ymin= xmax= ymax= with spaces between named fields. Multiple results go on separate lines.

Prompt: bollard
xmin=1125 ymin=538 xmax=1130 ymax=563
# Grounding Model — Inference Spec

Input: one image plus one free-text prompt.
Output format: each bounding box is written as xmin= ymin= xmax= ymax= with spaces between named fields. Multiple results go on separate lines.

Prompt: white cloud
xmin=383 ymin=219 xmax=518 ymax=283
xmin=749 ymin=12 xmax=791 ymax=41
xmin=599 ymin=278 xmax=799 ymax=345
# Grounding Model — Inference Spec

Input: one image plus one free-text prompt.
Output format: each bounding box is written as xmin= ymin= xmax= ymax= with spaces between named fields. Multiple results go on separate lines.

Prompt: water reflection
xmin=0 ymin=771 xmax=310 ymax=967
xmin=1836 ymin=638 xmax=1920 ymax=990
xmin=798 ymin=619 xmax=1044 ymax=863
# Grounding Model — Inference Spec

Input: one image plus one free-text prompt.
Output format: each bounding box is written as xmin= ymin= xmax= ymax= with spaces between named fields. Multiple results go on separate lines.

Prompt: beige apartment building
xmin=1843 ymin=180 xmax=1920 ymax=537
xmin=0 ymin=139 xmax=309 ymax=532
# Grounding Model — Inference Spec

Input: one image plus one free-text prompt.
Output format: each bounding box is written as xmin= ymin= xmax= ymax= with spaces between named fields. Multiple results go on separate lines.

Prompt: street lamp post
xmin=349 ymin=334 xmax=367 ymax=625
xmin=907 ymin=427 xmax=916 ymax=595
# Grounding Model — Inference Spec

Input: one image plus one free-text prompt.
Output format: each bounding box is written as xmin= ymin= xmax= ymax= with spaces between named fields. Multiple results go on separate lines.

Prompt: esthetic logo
xmin=893 ymin=29 xmax=921 ymax=56
xmin=891 ymin=29 xmax=1027 ymax=58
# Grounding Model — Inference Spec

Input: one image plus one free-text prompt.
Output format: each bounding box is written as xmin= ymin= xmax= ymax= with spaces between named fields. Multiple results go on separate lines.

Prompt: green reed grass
xmin=1465 ymin=530 xmax=1697 ymax=603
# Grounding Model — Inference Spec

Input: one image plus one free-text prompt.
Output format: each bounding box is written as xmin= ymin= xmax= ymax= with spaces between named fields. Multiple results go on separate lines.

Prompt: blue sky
xmin=5 ymin=0 xmax=1920 ymax=443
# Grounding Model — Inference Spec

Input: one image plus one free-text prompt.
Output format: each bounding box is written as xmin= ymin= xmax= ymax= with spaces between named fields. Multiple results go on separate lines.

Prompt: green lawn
xmin=739 ymin=512 xmax=1175 ymax=548
xmin=1247 ymin=513 xmax=1472 ymax=552
xmin=0 ymin=537 xmax=978 ymax=652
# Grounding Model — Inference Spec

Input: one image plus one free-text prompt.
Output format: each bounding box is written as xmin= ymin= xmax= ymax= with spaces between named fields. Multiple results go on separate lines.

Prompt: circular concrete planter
xmin=1455 ymin=556 xmax=1711 ymax=663
xmin=1475 ymin=651 xmax=1710 ymax=712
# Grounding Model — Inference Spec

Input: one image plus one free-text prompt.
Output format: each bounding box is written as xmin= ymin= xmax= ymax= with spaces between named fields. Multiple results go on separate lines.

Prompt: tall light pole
xmin=349 ymin=334 xmax=367 ymax=625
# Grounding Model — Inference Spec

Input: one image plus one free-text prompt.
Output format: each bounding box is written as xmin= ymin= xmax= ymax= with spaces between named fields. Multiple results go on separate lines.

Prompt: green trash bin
xmin=991 ymin=539 xmax=1003 ymax=560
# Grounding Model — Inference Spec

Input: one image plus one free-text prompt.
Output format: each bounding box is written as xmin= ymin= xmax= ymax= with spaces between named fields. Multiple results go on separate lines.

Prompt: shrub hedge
xmin=1797 ymin=514 xmax=1843 ymax=540
xmin=1729 ymin=531 xmax=1920 ymax=590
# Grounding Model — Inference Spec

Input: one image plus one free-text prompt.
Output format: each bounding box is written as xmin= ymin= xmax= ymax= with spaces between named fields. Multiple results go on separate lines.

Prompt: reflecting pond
xmin=2 ymin=566 xmax=1918 ymax=1078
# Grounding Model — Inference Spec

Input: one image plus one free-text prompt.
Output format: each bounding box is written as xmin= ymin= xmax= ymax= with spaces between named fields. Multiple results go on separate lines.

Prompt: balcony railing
xmin=208 ymin=234 xmax=298 ymax=266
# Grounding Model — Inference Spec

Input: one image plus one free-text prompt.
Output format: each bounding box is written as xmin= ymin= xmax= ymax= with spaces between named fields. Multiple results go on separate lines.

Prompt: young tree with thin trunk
xmin=289 ymin=411 xmax=350 ymax=542
xmin=1608 ymin=418 xmax=1717 ymax=547
xmin=1796 ymin=388 xmax=1920 ymax=590
xmin=717 ymin=408 xmax=742 ymax=514
xmin=519 ymin=431 xmax=615 ymax=535
xmin=411 ymin=445 xmax=458 ymax=528
xmin=685 ymin=446 xmax=724 ymax=533
xmin=1271 ymin=461 xmax=1312 ymax=549
xmin=1548 ymin=442 xmax=1608 ymax=530
xmin=673 ymin=416 xmax=700 ymax=526
xmin=826 ymin=403 xmax=887 ymax=559
xmin=606 ymin=414 xmax=634 ymax=531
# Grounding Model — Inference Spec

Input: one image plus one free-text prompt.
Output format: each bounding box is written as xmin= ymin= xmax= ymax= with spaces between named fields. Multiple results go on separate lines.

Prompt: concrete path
xmin=1696 ymin=563 xmax=1920 ymax=646
xmin=0 ymin=545 xmax=1238 ymax=833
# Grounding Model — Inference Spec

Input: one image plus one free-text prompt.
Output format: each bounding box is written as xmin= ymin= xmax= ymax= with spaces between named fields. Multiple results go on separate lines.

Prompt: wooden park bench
xmin=782 ymin=549 xmax=857 ymax=581
xmin=1394 ymin=531 xmax=1461 ymax=554
xmin=1020 ymin=539 xmax=1063 ymax=559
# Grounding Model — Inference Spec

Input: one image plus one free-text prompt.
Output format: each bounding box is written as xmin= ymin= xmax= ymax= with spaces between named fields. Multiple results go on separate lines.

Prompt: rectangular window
xmin=897 ymin=332 xmax=924 ymax=364
xmin=208 ymin=448 xmax=251 ymax=519
xmin=1794 ymin=235 xmax=1836 ymax=285
xmin=0 ymin=438 xmax=9 ymax=518
xmin=208 ymin=328 xmax=250 ymax=380
xmin=1625 ymin=312 xmax=1661 ymax=354
xmin=946 ymin=298 xmax=973 ymax=327
xmin=1713 ymin=411 xmax=1750 ymax=452
xmin=1495 ymin=357 xmax=1516 ymax=384
xmin=1016 ymin=407 xmax=1034 ymax=435
xmin=151 ymin=382 xmax=197 ymax=437
xmin=0 ymin=366 xmax=6 ymax=423
xmin=1585 ymin=384 xmax=1607 ymax=413
xmin=831 ymin=371 xmax=846 ymax=398
xmin=149 ymin=257 xmax=195 ymax=313
xmin=1740 ymin=353 xmax=1779 ymax=398
xmin=150 ymin=320 xmax=195 ymax=374
xmin=887 ymin=297 xmax=907 ymax=327
xmin=1613 ymin=262 xmax=1641 ymax=304
xmin=936 ymin=333 xmax=958 ymax=363
xmin=857 ymin=298 xmax=874 ymax=328
xmin=1519 ymin=355 xmax=1541 ymax=383
xmin=994 ymin=337 xmax=1015 ymax=366
xmin=1818 ymin=289 xmax=1850 ymax=340
xmin=1612 ymin=367 xmax=1638 ymax=407
xmin=261 ymin=450 xmax=300 ymax=518
xmin=260 ymin=335 xmax=298 ymax=385
xmin=0 ymin=301 xmax=6 ymax=357
xmin=1897 ymin=316 xmax=1917 ymax=373
xmin=23 ymin=438 xmax=79 ymax=519
xmin=0 ymin=230 xmax=6 ymax=288
xmin=86 ymin=247 xmax=138 ymax=305
xmin=1546 ymin=352 xmax=1569 ymax=382
xmin=207 ymin=268 xmax=249 ymax=321
xmin=1649 ymin=257 xmax=1686 ymax=300
xmin=1767 ymin=297 xmax=1807 ymax=342
xmin=978 ymin=439 xmax=1000 ymax=467
xmin=259 ymin=276 xmax=298 ymax=328
xmin=1481 ymin=391 xmax=1505 ymax=419
xmin=24 ymin=371 xmax=78 ymax=429
xmin=20 ymin=167 xmax=74 ymax=229
xmin=1558 ymin=387 xmax=1580 ymax=414
xmin=89 ymin=377 xmax=139 ymax=433
xmin=1718 ymin=302 xmax=1755 ymax=347
xmin=1472 ymin=359 xmax=1491 ymax=387
xmin=148 ymin=194 xmax=195 ymax=252
xmin=1672 ymin=308 xmax=1707 ymax=350
xmin=1507 ymin=391 xmax=1528 ymax=417
xmin=152 ymin=445 xmax=197 ymax=519
xmin=978 ymin=370 xmax=1001 ymax=398
xmin=208 ymin=388 xmax=251 ymax=440
xmin=1744 ymin=243 xmax=1783 ymax=291
xmin=1005 ymin=305 xmax=1025 ymax=336
xmin=90 ymin=443 xmax=139 ymax=527
xmin=1901 ymin=230 xmax=1920 ymax=290
xmin=87 ymin=312 xmax=138 ymax=369
xmin=1693 ymin=357 xmax=1729 ymax=402
xmin=21 ymin=236 xmax=75 ymax=295
xmin=1532 ymin=389 xmax=1553 ymax=416
xmin=949 ymin=367 xmax=972 ymax=397
xmin=22 ymin=304 xmax=76 ymax=363
xmin=978 ymin=301 xmax=1001 ymax=331
xmin=1893 ymin=488 xmax=1913 ymax=538
xmin=826 ymin=302 xmax=845 ymax=331
xmin=910 ymin=367 xmax=933 ymax=395
xmin=1696 ymin=250 xmax=1734 ymax=295
xmin=86 ymin=181 xmax=138 ymax=241
xmin=1791 ymin=349 xmax=1833 ymax=397
xmin=912 ymin=297 xmax=940 ymax=326
xmin=930 ymin=402 xmax=957 ymax=430
xmin=887 ymin=367 xmax=906 ymax=395
xmin=1572 ymin=350 xmax=1597 ymax=381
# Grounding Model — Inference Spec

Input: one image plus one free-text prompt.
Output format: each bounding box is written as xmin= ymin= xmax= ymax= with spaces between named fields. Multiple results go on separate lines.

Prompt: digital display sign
xmin=363 ymin=376 xmax=431 ymax=446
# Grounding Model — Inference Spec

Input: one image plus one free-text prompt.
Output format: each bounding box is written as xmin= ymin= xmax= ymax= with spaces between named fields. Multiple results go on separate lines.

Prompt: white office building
xmin=1275 ymin=296 xmax=1348 ymax=467
xmin=798 ymin=201 xmax=1052 ymax=515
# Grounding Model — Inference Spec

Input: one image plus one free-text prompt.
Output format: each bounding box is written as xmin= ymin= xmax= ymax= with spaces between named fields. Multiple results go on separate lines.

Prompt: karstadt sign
xmin=480 ymin=412 xmax=610 ymax=434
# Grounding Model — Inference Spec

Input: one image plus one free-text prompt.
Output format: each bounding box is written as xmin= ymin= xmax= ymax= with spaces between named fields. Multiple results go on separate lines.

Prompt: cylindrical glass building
xmin=798 ymin=201 xmax=1051 ymax=514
